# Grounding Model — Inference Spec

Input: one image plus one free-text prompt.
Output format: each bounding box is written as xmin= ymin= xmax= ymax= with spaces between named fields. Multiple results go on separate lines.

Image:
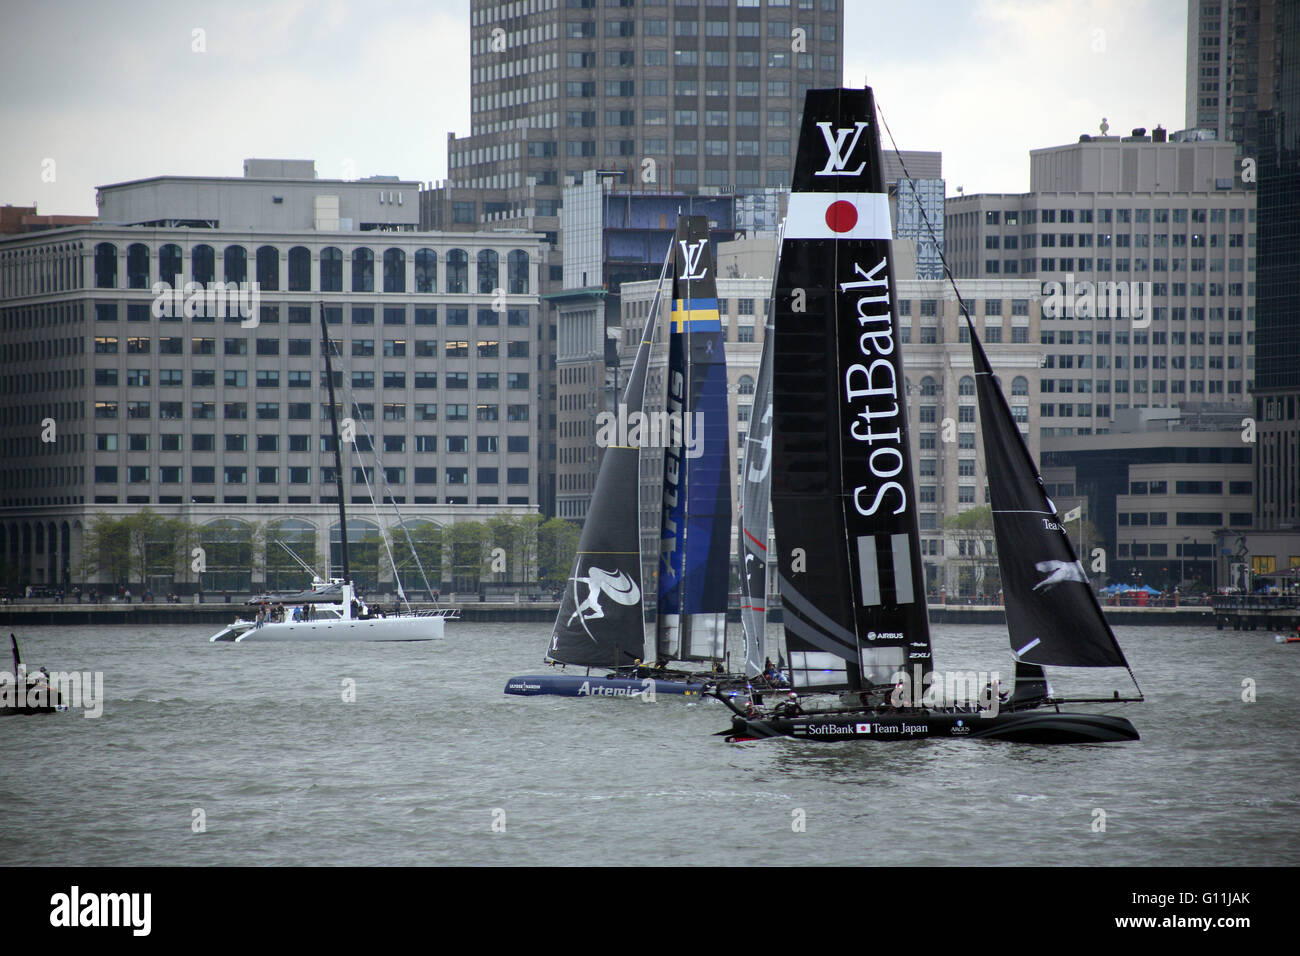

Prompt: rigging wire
xmin=324 ymin=339 xmax=437 ymax=609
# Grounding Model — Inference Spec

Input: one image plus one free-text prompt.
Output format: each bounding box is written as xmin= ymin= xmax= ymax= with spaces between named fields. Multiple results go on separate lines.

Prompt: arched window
xmin=383 ymin=248 xmax=406 ymax=293
xmin=288 ymin=246 xmax=311 ymax=292
xmin=959 ymin=375 xmax=975 ymax=396
xmin=158 ymin=244 xmax=182 ymax=284
xmin=199 ymin=519 xmax=255 ymax=592
xmin=126 ymin=243 xmax=150 ymax=289
xmin=414 ymin=249 xmax=437 ymax=293
xmin=94 ymin=242 xmax=117 ymax=289
xmin=352 ymin=248 xmax=374 ymax=292
xmin=507 ymin=249 xmax=529 ymax=294
xmin=477 ymin=249 xmax=499 ymax=293
xmin=256 ymin=245 xmax=279 ymax=291
xmin=192 ymin=245 xmax=215 ymax=284
xmin=1012 ymin=376 xmax=1029 ymax=397
xmin=321 ymin=247 xmax=342 ymax=292
xmin=920 ymin=376 xmax=938 ymax=397
xmin=224 ymin=245 xmax=247 ymax=284
xmin=447 ymin=249 xmax=468 ymax=293
xmin=331 ymin=519 xmax=379 ymax=590
xmin=737 ymin=375 xmax=755 ymax=396
xmin=265 ymin=519 xmax=317 ymax=590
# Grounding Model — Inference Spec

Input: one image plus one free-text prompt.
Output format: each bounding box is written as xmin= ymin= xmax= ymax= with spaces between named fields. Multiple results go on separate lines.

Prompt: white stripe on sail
xmin=857 ymin=535 xmax=881 ymax=606
xmin=891 ymin=533 xmax=914 ymax=605
xmin=1015 ymin=638 xmax=1042 ymax=657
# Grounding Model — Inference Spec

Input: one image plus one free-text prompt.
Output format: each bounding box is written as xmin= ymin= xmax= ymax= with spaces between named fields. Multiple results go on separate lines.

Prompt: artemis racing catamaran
xmin=715 ymin=87 xmax=1142 ymax=743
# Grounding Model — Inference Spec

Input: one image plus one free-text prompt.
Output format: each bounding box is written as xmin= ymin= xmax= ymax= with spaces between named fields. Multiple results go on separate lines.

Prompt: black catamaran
xmin=506 ymin=216 xmax=749 ymax=698
xmin=2 ymin=633 xmax=61 ymax=715
xmin=717 ymin=87 xmax=1142 ymax=743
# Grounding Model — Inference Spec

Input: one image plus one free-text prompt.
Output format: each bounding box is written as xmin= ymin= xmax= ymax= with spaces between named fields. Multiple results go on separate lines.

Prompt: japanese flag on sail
xmin=785 ymin=192 xmax=892 ymax=241
xmin=1063 ymin=506 xmax=1082 ymax=523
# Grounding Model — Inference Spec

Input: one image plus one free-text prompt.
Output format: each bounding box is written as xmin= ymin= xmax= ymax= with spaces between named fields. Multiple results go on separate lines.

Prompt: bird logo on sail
xmin=568 ymin=566 xmax=642 ymax=630
xmin=1032 ymin=560 xmax=1087 ymax=592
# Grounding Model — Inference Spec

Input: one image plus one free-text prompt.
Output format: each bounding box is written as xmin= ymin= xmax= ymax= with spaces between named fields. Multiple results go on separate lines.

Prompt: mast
xmin=772 ymin=87 xmax=933 ymax=693
xmin=656 ymin=216 xmax=731 ymax=663
xmin=320 ymin=303 xmax=350 ymax=583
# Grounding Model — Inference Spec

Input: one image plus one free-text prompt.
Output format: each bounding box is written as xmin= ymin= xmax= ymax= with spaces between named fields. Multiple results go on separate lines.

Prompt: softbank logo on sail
xmin=1041 ymin=274 xmax=1153 ymax=327
xmin=890 ymin=666 xmax=1002 ymax=717
xmin=594 ymin=403 xmax=704 ymax=458
xmin=151 ymin=275 xmax=261 ymax=326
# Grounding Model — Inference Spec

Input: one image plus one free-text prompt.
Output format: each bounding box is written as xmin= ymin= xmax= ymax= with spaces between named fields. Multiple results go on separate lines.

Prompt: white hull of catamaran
xmin=232 ymin=616 xmax=443 ymax=642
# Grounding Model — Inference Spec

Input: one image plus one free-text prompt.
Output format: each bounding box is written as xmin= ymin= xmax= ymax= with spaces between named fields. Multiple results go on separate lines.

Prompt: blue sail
xmin=657 ymin=216 xmax=731 ymax=662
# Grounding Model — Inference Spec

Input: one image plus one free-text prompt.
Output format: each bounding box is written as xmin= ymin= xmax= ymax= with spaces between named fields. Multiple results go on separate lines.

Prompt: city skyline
xmin=2 ymin=0 xmax=1186 ymax=217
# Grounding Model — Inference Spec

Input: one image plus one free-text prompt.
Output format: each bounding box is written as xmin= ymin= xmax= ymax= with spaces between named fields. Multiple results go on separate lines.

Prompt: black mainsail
xmin=656 ymin=216 xmax=732 ymax=663
xmin=965 ymin=316 xmax=1131 ymax=671
xmin=772 ymin=88 xmax=933 ymax=692
xmin=547 ymin=250 xmax=668 ymax=669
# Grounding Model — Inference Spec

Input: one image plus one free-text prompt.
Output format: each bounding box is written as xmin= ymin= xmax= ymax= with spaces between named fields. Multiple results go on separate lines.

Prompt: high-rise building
xmin=1185 ymin=0 xmax=1278 ymax=156
xmin=1252 ymin=0 xmax=1300 ymax=531
xmin=945 ymin=129 xmax=1257 ymax=441
xmin=423 ymin=0 xmax=846 ymax=515
xmin=883 ymin=150 xmax=945 ymax=279
xmin=0 ymin=162 xmax=542 ymax=594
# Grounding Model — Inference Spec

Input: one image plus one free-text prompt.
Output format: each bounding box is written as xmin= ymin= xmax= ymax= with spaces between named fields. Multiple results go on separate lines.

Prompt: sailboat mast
xmin=320 ymin=303 xmax=350 ymax=583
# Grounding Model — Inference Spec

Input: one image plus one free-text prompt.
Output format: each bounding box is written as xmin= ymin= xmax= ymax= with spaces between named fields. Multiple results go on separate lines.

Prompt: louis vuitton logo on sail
xmin=678 ymin=238 xmax=709 ymax=280
xmin=814 ymin=121 xmax=869 ymax=176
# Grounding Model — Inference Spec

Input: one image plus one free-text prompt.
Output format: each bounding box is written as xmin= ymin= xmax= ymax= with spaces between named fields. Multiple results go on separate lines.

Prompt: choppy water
xmin=2 ymin=620 xmax=1297 ymax=866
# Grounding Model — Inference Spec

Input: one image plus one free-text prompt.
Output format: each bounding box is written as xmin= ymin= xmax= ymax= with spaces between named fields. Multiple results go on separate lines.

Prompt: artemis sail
xmin=546 ymin=256 xmax=666 ymax=670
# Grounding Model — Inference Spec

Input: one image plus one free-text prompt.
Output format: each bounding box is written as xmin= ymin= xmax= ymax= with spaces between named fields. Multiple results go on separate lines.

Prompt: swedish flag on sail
xmin=670 ymin=297 xmax=721 ymax=333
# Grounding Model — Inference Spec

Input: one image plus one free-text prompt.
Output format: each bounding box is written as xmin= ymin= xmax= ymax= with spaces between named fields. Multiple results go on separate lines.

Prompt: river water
xmin=2 ymin=620 xmax=1296 ymax=866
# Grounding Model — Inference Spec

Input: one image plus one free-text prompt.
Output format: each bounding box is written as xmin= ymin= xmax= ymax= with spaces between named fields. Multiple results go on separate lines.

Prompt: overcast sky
xmin=0 ymin=0 xmax=1187 ymax=217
